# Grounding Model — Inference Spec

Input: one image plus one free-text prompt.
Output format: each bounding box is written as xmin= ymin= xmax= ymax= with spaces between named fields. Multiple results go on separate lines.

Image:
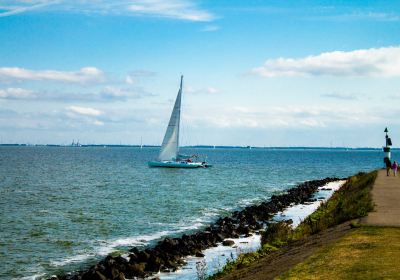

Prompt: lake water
xmin=0 ymin=147 xmax=395 ymax=279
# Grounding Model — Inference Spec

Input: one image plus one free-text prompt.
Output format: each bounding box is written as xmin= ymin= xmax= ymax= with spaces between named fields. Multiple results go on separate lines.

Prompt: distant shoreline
xmin=0 ymin=144 xmax=396 ymax=150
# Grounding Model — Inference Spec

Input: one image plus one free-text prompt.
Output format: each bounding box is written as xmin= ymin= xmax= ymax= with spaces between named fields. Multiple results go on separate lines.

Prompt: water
xmin=0 ymin=147 xmax=394 ymax=279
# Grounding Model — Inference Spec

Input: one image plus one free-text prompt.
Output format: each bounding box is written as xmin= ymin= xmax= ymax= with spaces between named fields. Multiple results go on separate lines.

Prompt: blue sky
xmin=1 ymin=0 xmax=400 ymax=147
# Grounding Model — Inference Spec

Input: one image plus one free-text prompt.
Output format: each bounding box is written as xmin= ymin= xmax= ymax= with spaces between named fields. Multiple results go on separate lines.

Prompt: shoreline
xmin=212 ymin=170 xmax=378 ymax=280
xmin=51 ymin=177 xmax=340 ymax=280
xmin=158 ymin=180 xmax=346 ymax=279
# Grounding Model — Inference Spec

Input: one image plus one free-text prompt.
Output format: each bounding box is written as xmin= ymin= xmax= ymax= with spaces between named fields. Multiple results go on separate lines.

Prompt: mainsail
xmin=158 ymin=76 xmax=183 ymax=161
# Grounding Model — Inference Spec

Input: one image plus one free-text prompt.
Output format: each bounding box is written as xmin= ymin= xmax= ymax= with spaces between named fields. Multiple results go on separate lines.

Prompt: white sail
xmin=158 ymin=76 xmax=183 ymax=161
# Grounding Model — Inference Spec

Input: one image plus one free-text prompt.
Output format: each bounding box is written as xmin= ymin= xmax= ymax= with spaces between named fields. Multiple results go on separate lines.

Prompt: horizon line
xmin=0 ymin=143 xmax=396 ymax=150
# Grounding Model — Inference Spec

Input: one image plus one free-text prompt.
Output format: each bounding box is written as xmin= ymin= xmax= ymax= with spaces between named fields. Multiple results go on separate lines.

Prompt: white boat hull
xmin=148 ymin=161 xmax=208 ymax=168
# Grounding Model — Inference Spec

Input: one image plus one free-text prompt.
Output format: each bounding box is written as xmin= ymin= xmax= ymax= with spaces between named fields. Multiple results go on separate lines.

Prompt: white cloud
xmin=321 ymin=92 xmax=359 ymax=100
xmin=67 ymin=106 xmax=102 ymax=116
xmin=252 ymin=46 xmax=400 ymax=78
xmin=102 ymin=86 xmax=127 ymax=98
xmin=185 ymin=105 xmax=384 ymax=130
xmin=125 ymin=75 xmax=135 ymax=85
xmin=0 ymin=67 xmax=104 ymax=83
xmin=314 ymin=11 xmax=400 ymax=22
xmin=388 ymin=93 xmax=400 ymax=99
xmin=0 ymin=0 xmax=60 ymax=17
xmin=128 ymin=0 xmax=214 ymax=21
xmin=0 ymin=0 xmax=215 ymax=21
xmin=185 ymin=86 xmax=219 ymax=94
xmin=0 ymin=86 xmax=151 ymax=102
xmin=128 ymin=70 xmax=157 ymax=77
xmin=206 ymin=87 xmax=219 ymax=94
xmin=0 ymin=88 xmax=35 ymax=99
xmin=93 ymin=120 xmax=104 ymax=126
xmin=100 ymin=86 xmax=154 ymax=100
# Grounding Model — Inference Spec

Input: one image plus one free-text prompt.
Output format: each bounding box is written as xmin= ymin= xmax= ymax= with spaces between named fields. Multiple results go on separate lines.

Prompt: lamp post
xmin=383 ymin=127 xmax=392 ymax=162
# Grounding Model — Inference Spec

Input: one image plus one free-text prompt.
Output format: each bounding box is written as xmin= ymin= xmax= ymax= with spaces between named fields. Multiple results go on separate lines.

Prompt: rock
xmin=137 ymin=251 xmax=150 ymax=263
xmin=160 ymin=238 xmax=180 ymax=251
xmin=127 ymin=263 xmax=146 ymax=277
xmin=195 ymin=252 xmax=205 ymax=257
xmin=115 ymin=272 xmax=125 ymax=280
xmin=95 ymin=271 xmax=107 ymax=280
xmin=215 ymin=233 xmax=225 ymax=242
xmin=222 ymin=240 xmax=235 ymax=246
xmin=128 ymin=252 xmax=139 ymax=264
xmin=110 ymin=267 xmax=121 ymax=279
xmin=114 ymin=256 xmax=128 ymax=265
xmin=146 ymin=255 xmax=163 ymax=272
xmin=104 ymin=255 xmax=115 ymax=267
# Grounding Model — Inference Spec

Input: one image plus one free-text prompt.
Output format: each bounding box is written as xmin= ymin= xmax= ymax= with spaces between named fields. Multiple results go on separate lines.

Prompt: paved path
xmin=361 ymin=169 xmax=400 ymax=227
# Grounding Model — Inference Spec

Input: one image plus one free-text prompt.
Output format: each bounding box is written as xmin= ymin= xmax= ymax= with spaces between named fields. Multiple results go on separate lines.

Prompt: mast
xmin=176 ymin=75 xmax=183 ymax=152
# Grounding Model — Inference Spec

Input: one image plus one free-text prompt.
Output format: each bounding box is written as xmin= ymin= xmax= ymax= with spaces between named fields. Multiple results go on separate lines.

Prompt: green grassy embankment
xmin=208 ymin=171 xmax=378 ymax=279
xmin=277 ymin=226 xmax=400 ymax=280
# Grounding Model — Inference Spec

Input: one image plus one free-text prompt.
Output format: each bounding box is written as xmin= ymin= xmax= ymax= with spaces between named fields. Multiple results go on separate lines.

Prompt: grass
xmin=293 ymin=170 xmax=377 ymax=238
xmin=207 ymin=243 xmax=280 ymax=279
xmin=208 ymin=170 xmax=378 ymax=279
xmin=277 ymin=226 xmax=400 ymax=280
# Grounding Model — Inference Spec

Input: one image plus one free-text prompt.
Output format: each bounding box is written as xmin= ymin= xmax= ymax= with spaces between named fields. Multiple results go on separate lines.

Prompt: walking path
xmin=361 ymin=169 xmax=400 ymax=227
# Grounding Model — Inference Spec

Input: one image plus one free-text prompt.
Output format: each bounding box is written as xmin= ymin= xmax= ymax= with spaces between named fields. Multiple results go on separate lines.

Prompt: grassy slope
xmin=293 ymin=170 xmax=377 ymax=238
xmin=209 ymin=171 xmax=378 ymax=279
xmin=278 ymin=226 xmax=400 ymax=280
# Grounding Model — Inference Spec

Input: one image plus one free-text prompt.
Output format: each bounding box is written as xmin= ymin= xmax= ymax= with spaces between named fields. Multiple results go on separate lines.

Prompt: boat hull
xmin=148 ymin=161 xmax=207 ymax=168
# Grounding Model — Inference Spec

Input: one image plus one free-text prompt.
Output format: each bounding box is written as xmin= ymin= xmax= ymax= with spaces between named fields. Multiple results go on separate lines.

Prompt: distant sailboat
xmin=148 ymin=76 xmax=211 ymax=168
xmin=71 ymin=139 xmax=81 ymax=147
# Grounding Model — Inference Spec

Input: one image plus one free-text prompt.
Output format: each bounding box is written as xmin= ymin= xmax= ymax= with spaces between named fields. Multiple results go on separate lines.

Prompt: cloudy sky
xmin=1 ymin=0 xmax=400 ymax=147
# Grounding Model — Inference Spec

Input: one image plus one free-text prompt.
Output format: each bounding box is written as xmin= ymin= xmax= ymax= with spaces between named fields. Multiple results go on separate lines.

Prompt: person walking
xmin=392 ymin=161 xmax=398 ymax=177
xmin=385 ymin=157 xmax=392 ymax=176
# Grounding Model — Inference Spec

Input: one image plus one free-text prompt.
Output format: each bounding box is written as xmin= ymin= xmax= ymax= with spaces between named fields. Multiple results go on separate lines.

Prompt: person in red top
xmin=392 ymin=161 xmax=398 ymax=177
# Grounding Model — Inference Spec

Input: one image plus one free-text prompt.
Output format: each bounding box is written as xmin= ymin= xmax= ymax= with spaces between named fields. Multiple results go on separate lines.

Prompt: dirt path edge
xmin=217 ymin=221 xmax=353 ymax=280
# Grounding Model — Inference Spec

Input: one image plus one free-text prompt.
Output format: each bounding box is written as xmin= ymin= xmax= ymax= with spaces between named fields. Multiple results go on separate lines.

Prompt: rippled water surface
xmin=0 ymin=147 xmax=394 ymax=279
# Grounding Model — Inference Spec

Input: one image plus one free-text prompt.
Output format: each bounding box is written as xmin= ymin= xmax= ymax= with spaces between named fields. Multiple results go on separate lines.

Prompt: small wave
xmin=96 ymin=230 xmax=172 ymax=256
xmin=237 ymin=197 xmax=263 ymax=207
xmin=318 ymin=180 xmax=346 ymax=191
xmin=50 ymin=231 xmax=172 ymax=268
xmin=17 ymin=273 xmax=45 ymax=280
xmin=51 ymin=253 xmax=95 ymax=267
xmin=51 ymin=223 xmax=218 ymax=270
xmin=201 ymin=206 xmax=233 ymax=218
xmin=176 ymin=222 xmax=204 ymax=231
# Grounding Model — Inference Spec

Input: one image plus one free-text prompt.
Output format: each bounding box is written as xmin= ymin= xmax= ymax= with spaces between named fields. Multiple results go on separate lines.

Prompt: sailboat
xmin=148 ymin=76 xmax=211 ymax=168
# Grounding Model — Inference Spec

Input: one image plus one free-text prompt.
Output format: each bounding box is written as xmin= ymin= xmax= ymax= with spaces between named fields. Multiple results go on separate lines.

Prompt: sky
xmin=1 ymin=0 xmax=400 ymax=147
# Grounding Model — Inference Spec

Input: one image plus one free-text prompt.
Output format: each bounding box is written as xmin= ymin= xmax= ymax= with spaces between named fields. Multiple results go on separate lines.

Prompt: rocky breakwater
xmin=51 ymin=177 xmax=339 ymax=280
